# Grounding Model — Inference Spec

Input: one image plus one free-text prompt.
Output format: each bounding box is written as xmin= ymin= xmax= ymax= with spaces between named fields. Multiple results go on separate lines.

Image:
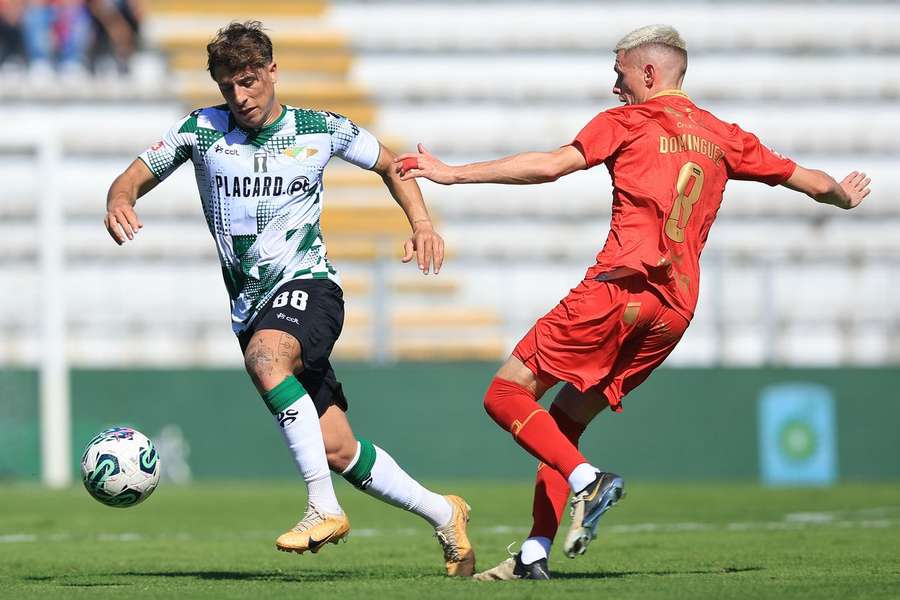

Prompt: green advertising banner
xmin=0 ymin=369 xmax=40 ymax=479
xmin=1 ymin=365 xmax=898 ymax=482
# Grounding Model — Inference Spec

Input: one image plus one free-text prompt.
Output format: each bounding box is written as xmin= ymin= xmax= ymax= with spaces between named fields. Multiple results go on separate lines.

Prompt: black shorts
xmin=238 ymin=278 xmax=348 ymax=417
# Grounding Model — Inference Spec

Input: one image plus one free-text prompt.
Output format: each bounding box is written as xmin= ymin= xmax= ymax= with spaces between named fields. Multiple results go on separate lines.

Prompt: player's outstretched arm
xmin=782 ymin=166 xmax=871 ymax=210
xmin=372 ymin=143 xmax=445 ymax=275
xmin=394 ymin=143 xmax=587 ymax=185
xmin=104 ymin=158 xmax=158 ymax=245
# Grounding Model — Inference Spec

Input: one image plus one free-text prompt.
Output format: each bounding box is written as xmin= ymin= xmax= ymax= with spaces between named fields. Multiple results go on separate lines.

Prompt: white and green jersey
xmin=138 ymin=104 xmax=381 ymax=333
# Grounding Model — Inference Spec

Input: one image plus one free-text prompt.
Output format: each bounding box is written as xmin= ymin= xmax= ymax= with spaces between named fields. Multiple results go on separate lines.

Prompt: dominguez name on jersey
xmin=214 ymin=175 xmax=311 ymax=198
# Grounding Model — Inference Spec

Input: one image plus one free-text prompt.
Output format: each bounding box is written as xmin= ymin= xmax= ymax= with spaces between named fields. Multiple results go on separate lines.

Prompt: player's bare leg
xmin=244 ymin=330 xmax=349 ymax=554
xmin=319 ymin=406 xmax=475 ymax=576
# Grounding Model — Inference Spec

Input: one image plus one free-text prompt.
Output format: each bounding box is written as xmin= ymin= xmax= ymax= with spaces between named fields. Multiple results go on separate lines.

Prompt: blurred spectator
xmin=0 ymin=0 xmax=143 ymax=77
xmin=22 ymin=0 xmax=91 ymax=77
xmin=87 ymin=0 xmax=143 ymax=73
xmin=0 ymin=0 xmax=26 ymax=67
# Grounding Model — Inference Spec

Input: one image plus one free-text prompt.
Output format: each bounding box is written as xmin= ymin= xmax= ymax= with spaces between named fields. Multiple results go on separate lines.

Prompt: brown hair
xmin=207 ymin=21 xmax=273 ymax=77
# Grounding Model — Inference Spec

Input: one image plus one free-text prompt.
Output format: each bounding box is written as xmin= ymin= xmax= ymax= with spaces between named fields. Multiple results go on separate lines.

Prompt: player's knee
xmin=494 ymin=356 xmax=548 ymax=398
xmin=483 ymin=376 xmax=530 ymax=421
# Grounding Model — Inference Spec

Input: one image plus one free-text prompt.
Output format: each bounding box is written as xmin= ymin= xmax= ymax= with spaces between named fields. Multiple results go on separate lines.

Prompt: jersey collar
xmin=649 ymin=89 xmax=691 ymax=101
xmin=256 ymin=104 xmax=288 ymax=133
xmin=233 ymin=104 xmax=288 ymax=148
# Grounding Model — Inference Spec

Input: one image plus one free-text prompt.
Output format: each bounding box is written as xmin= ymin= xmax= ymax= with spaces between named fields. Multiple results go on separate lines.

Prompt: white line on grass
xmin=2 ymin=507 xmax=898 ymax=544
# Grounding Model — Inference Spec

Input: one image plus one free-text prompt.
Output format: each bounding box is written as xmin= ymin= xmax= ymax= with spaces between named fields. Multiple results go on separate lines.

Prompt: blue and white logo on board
xmin=758 ymin=383 xmax=837 ymax=486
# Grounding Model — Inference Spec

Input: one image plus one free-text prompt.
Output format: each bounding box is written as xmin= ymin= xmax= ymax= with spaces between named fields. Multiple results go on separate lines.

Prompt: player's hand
xmin=394 ymin=144 xmax=457 ymax=185
xmin=401 ymin=220 xmax=445 ymax=275
xmin=839 ymin=171 xmax=871 ymax=209
xmin=104 ymin=201 xmax=143 ymax=245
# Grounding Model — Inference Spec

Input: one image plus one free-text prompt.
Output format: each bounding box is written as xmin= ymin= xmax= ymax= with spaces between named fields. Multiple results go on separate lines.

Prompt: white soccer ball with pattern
xmin=80 ymin=427 xmax=160 ymax=508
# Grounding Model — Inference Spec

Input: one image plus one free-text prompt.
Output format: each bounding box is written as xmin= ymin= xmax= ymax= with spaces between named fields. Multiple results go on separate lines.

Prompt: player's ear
xmin=643 ymin=63 xmax=655 ymax=88
xmin=268 ymin=61 xmax=278 ymax=85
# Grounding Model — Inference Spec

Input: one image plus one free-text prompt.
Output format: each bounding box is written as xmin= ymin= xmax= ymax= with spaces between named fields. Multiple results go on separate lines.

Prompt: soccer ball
xmin=80 ymin=427 xmax=160 ymax=508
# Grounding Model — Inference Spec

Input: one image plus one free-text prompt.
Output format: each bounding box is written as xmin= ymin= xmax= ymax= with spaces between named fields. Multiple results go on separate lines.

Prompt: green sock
xmin=342 ymin=438 xmax=377 ymax=489
xmin=262 ymin=376 xmax=306 ymax=414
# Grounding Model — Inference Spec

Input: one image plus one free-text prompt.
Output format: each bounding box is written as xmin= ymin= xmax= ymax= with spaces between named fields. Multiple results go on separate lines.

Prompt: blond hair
xmin=615 ymin=24 xmax=686 ymax=53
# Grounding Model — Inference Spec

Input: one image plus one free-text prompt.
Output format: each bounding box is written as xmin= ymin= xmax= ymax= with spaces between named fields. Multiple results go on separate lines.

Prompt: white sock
xmin=520 ymin=536 xmax=552 ymax=564
xmin=274 ymin=393 xmax=342 ymax=515
xmin=342 ymin=441 xmax=453 ymax=527
xmin=568 ymin=462 xmax=600 ymax=493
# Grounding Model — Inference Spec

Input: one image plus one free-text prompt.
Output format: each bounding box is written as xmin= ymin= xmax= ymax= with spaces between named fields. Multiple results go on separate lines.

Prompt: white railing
xmin=1 ymin=136 xmax=71 ymax=488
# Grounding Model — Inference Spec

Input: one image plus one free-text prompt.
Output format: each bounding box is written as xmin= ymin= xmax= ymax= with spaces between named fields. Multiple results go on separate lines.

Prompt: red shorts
xmin=512 ymin=274 xmax=690 ymax=412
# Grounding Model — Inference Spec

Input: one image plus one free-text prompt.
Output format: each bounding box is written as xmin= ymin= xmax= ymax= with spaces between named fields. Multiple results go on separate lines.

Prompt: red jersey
xmin=571 ymin=90 xmax=796 ymax=320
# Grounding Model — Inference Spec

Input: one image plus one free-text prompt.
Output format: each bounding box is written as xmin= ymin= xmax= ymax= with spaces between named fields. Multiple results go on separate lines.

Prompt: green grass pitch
xmin=1 ymin=481 xmax=899 ymax=599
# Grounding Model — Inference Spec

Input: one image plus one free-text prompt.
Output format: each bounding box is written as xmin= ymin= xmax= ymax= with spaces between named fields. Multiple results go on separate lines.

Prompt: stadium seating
xmin=1 ymin=0 xmax=898 ymax=366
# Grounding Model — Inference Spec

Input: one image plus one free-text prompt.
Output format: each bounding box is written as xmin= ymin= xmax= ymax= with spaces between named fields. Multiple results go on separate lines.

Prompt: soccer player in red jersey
xmin=395 ymin=24 xmax=871 ymax=580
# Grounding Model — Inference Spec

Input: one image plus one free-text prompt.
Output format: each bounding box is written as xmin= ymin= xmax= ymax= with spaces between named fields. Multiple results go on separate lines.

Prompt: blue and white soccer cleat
xmin=563 ymin=471 xmax=625 ymax=558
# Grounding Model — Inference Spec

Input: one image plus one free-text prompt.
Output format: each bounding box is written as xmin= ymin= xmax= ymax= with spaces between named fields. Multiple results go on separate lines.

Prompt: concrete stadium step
xmin=160 ymin=29 xmax=353 ymax=75
xmin=147 ymin=0 xmax=327 ymax=18
xmin=343 ymin=308 xmax=501 ymax=330
xmin=375 ymin=103 xmax=900 ymax=155
xmin=169 ymin=53 xmax=353 ymax=76
xmin=157 ymin=29 xmax=349 ymax=53
xmin=178 ymin=79 xmax=376 ymax=127
xmin=7 ymin=95 xmax=893 ymax=160
xmin=20 ymin=222 xmax=409 ymax=262
xmin=6 ymin=325 xmax=894 ymax=367
xmin=281 ymin=337 xmax=507 ymax=362
xmin=3 ymin=215 xmax=900 ymax=266
xmin=0 ymin=266 xmax=464 ymax=328
xmin=1 ymin=320 xmax=505 ymax=366
xmin=391 ymin=337 xmax=506 ymax=361
xmin=351 ymin=54 xmax=900 ymax=103
xmin=6 ymin=152 xmax=897 ymax=222
xmin=337 ymin=274 xmax=460 ymax=297
xmin=327 ymin=3 xmax=900 ymax=52
xmin=321 ymin=205 xmax=419 ymax=236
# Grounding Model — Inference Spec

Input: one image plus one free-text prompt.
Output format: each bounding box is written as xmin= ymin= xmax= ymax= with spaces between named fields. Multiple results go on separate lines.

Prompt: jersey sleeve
xmin=570 ymin=109 xmax=632 ymax=168
xmin=323 ymin=112 xmax=381 ymax=170
xmin=729 ymin=126 xmax=796 ymax=186
xmin=138 ymin=114 xmax=196 ymax=181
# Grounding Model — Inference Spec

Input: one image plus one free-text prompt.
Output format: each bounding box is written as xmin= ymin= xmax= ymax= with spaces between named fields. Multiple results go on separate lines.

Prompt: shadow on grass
xmin=25 ymin=566 xmax=764 ymax=585
xmin=554 ymin=566 xmax=764 ymax=580
xmin=25 ymin=569 xmax=363 ymax=584
xmin=127 ymin=569 xmax=363 ymax=582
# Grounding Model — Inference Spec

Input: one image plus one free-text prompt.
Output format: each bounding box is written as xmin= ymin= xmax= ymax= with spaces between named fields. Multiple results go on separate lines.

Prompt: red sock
xmin=529 ymin=404 xmax=587 ymax=540
xmin=483 ymin=377 xmax=588 ymax=480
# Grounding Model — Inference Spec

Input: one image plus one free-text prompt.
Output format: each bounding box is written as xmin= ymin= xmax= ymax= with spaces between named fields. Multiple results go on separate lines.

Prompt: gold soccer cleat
xmin=275 ymin=504 xmax=350 ymax=554
xmin=434 ymin=495 xmax=475 ymax=576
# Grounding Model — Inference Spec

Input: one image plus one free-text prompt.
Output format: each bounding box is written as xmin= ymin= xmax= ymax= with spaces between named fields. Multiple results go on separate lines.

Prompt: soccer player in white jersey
xmin=102 ymin=21 xmax=474 ymax=576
